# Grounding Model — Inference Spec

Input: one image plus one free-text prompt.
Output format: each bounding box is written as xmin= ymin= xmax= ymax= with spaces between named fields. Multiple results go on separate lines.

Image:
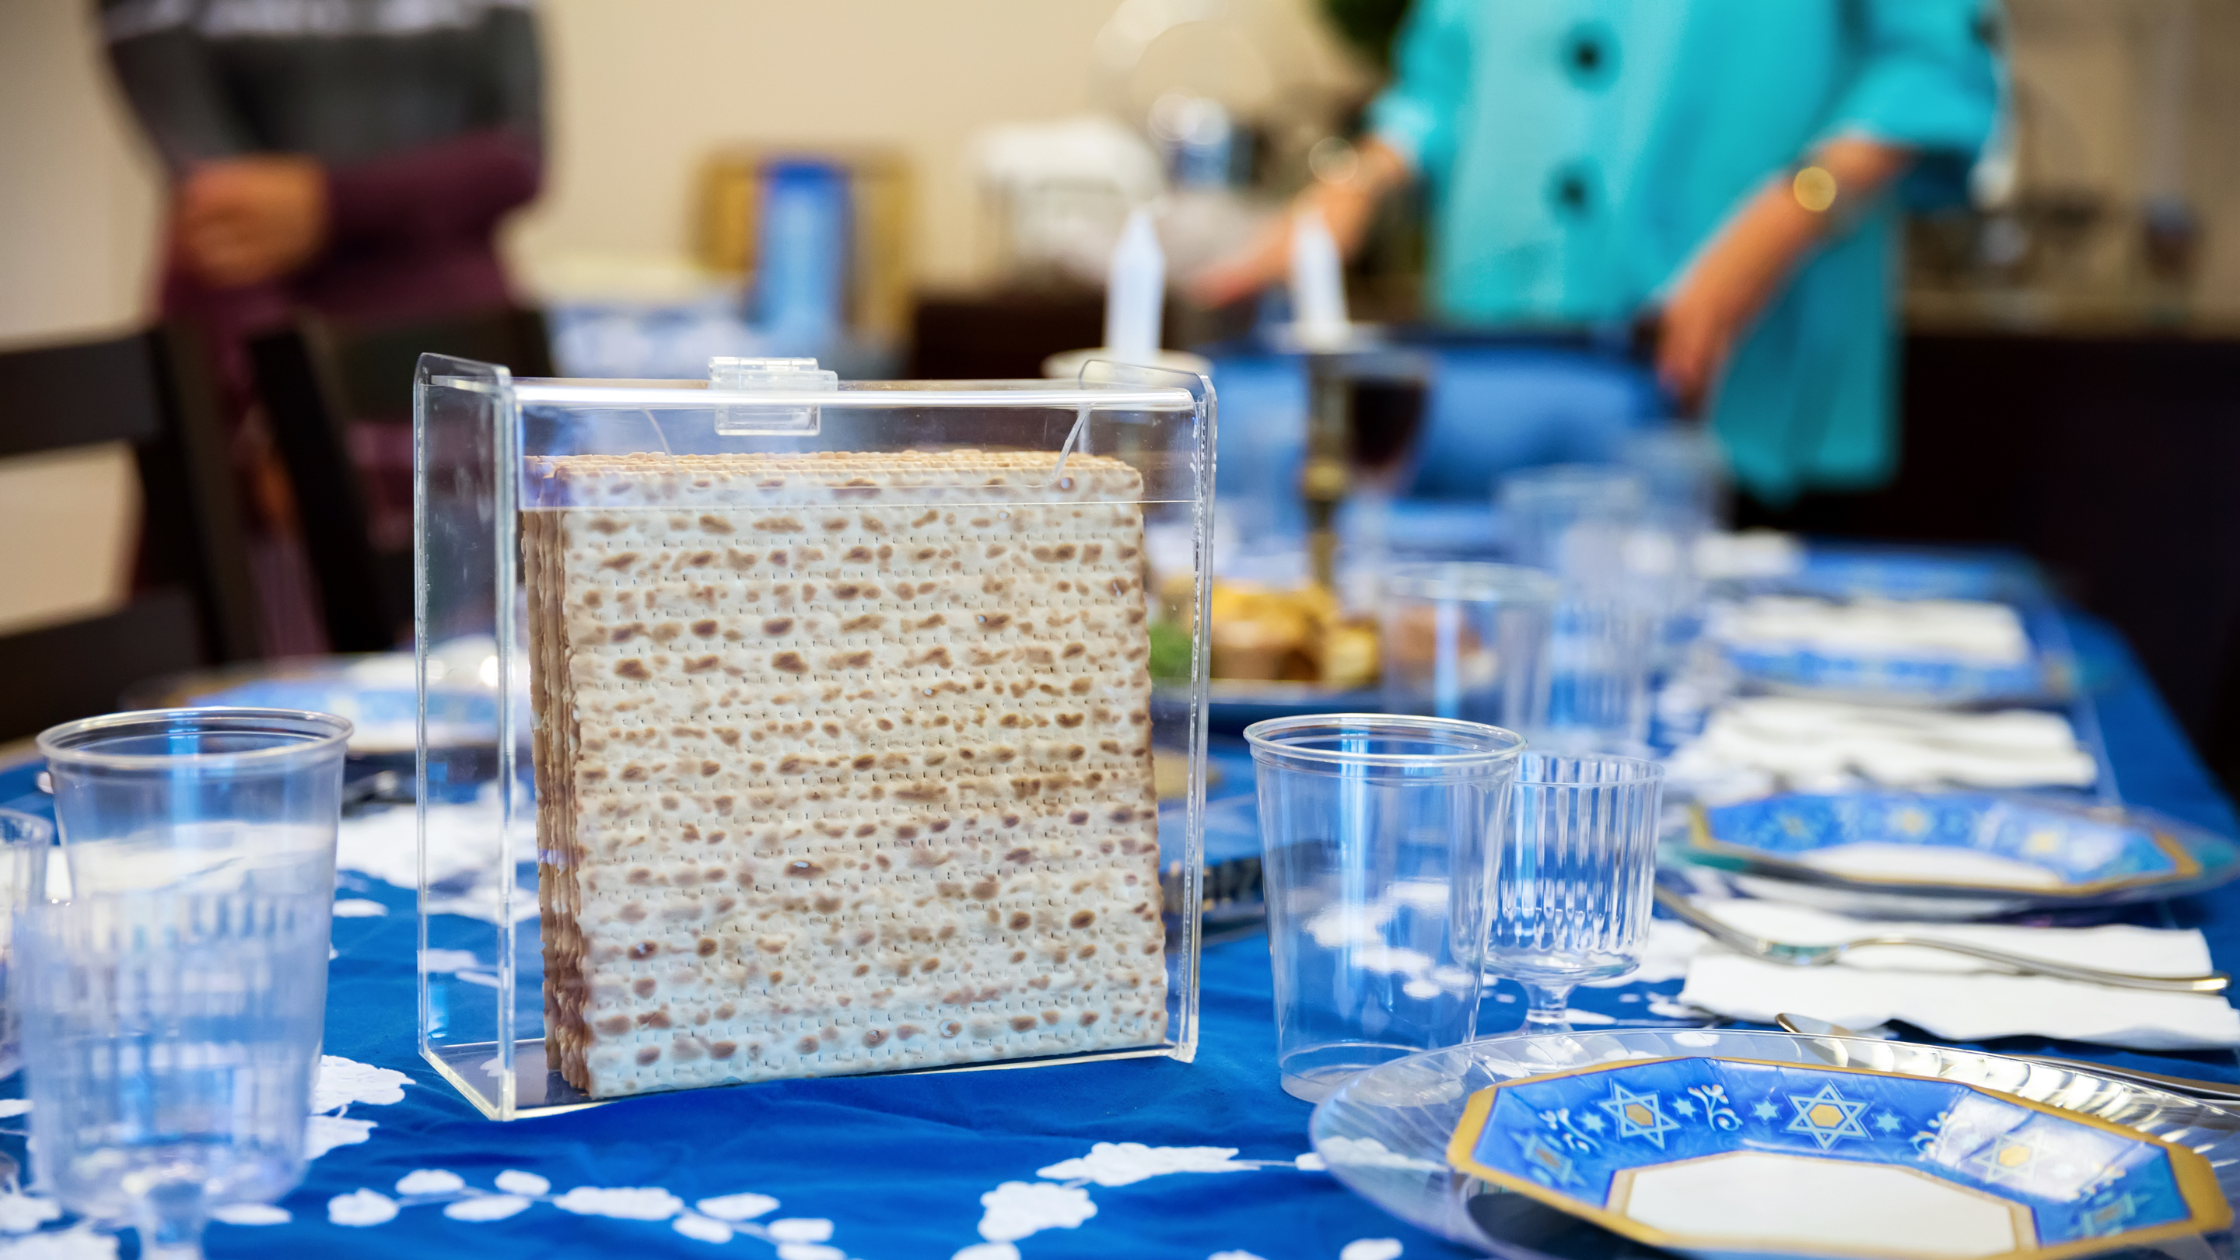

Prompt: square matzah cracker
xmin=528 ymin=450 xmax=1170 ymax=1097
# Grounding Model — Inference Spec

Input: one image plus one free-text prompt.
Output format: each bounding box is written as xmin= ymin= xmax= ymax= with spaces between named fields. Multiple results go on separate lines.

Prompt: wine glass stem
xmin=135 ymin=1183 xmax=207 ymax=1260
xmin=1525 ymin=982 xmax=1576 ymax=1032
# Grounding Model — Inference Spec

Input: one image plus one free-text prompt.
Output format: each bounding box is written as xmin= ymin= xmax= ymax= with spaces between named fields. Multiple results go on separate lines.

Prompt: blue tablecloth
xmin=0 ymin=610 xmax=2230 ymax=1260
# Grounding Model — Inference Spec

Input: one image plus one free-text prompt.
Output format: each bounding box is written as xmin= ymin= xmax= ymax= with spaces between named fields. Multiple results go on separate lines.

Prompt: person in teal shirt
xmin=1196 ymin=0 xmax=2002 ymax=506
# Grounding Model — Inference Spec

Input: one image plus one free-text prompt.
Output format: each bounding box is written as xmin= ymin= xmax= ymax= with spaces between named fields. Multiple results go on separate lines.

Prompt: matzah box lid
xmin=415 ymin=356 xmax=1212 ymax=1118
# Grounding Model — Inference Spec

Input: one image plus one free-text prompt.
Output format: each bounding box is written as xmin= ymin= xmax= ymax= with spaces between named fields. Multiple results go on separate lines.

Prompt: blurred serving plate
xmin=1673 ymin=791 xmax=2240 ymax=917
xmin=128 ymin=645 xmax=502 ymax=758
xmin=1777 ymin=545 xmax=2047 ymax=605
xmin=1311 ymin=1029 xmax=2240 ymax=1260
xmin=1710 ymin=594 xmax=2066 ymax=708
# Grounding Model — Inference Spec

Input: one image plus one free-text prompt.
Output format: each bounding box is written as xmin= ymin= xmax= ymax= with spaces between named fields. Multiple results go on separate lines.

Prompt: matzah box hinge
xmin=708 ymin=356 xmax=836 ymax=435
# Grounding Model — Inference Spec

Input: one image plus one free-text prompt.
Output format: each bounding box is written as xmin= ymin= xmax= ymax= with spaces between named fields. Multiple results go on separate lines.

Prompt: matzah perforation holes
xmin=542 ymin=455 xmax=1160 ymax=1092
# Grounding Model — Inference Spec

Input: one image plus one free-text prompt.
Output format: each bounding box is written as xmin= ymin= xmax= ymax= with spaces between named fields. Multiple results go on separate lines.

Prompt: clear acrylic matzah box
xmin=415 ymin=356 xmax=1212 ymax=1118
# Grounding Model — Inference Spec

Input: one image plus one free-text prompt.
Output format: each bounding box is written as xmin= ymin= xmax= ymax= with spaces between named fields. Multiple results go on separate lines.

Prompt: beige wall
xmin=509 ymin=0 xmax=1132 ymax=294
xmin=2000 ymin=0 xmax=2240 ymax=316
xmin=0 ymin=1 xmax=156 ymax=632
xmin=0 ymin=0 xmax=1155 ymax=334
xmin=0 ymin=0 xmax=163 ymax=346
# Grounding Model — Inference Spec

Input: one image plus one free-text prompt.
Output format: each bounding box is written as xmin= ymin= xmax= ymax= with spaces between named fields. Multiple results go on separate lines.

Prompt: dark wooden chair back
xmin=250 ymin=307 xmax=552 ymax=653
xmin=0 ymin=326 xmax=260 ymax=742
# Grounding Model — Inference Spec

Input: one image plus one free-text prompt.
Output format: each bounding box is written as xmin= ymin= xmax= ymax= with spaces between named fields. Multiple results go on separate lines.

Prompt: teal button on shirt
xmin=1369 ymin=0 xmax=1999 ymax=502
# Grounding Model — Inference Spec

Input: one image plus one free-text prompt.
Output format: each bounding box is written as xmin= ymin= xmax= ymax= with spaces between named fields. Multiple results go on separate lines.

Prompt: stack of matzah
xmin=526 ymin=450 xmax=1171 ymax=1098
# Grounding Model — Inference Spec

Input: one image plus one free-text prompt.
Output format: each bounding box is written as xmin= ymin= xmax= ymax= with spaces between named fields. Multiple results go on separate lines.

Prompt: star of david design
xmin=1752 ymin=1100 xmax=1780 ymax=1121
xmin=1785 ymin=1082 xmax=1872 ymax=1149
xmin=1514 ymin=1131 xmax=1579 ymax=1186
xmin=1598 ymin=1082 xmax=1681 ymax=1150
xmin=1873 ymin=1111 xmax=1904 ymax=1133
xmin=1894 ymin=807 xmax=1931 ymax=836
xmin=1967 ymin=1132 xmax=2043 ymax=1186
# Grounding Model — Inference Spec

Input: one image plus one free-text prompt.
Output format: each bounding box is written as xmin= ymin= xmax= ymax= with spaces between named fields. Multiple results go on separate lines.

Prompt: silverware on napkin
xmin=1654 ymin=886 xmax=2231 ymax=995
xmin=1775 ymin=1012 xmax=2240 ymax=1104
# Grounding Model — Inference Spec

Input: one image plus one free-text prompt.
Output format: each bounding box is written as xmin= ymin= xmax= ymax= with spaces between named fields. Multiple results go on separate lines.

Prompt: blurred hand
xmin=1187 ymin=138 xmax=1409 ymax=309
xmin=1655 ymin=230 xmax=1788 ymax=416
xmin=1656 ymin=136 xmax=1911 ymax=413
xmin=173 ymin=156 xmax=329 ymax=288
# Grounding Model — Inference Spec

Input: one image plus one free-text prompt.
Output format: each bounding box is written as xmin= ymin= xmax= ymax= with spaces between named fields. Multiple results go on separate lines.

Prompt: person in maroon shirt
xmin=100 ymin=0 xmax=545 ymax=651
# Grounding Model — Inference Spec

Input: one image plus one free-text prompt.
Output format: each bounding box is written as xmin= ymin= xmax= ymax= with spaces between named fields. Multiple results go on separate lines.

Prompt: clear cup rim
xmin=1383 ymin=561 xmax=1559 ymax=604
xmin=37 ymin=707 xmax=355 ymax=773
xmin=1243 ymin=713 xmax=1527 ymax=770
xmin=1515 ymin=751 xmax=1666 ymax=786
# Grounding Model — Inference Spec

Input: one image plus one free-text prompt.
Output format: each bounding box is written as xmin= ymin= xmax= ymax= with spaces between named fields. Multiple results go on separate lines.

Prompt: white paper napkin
xmin=1664 ymin=695 xmax=2097 ymax=802
xmin=1674 ymin=899 xmax=2240 ymax=1050
xmin=1711 ymin=595 xmax=2031 ymax=665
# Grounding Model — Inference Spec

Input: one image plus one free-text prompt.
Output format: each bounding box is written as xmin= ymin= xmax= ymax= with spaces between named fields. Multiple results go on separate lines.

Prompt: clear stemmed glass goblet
xmin=1482 ymin=752 xmax=1665 ymax=1032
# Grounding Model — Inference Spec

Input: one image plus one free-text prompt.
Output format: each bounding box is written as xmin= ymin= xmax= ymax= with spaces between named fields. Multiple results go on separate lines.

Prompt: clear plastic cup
xmin=1244 ymin=714 xmax=1525 ymax=1103
xmin=1484 ymin=753 xmax=1665 ymax=1032
xmin=1620 ymin=426 xmax=1730 ymax=535
xmin=1497 ymin=463 xmax=1646 ymax=586
xmin=1540 ymin=597 xmax=1657 ymax=756
xmin=1380 ymin=563 xmax=1558 ymax=731
xmin=0 ymin=810 xmax=54 ymax=1081
xmin=24 ymin=708 xmax=351 ymax=1260
xmin=1619 ymin=428 xmax=1722 ymax=664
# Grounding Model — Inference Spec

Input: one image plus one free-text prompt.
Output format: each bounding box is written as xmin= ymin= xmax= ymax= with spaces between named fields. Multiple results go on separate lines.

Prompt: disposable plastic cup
xmin=1484 ymin=753 xmax=1665 ymax=1033
xmin=1245 ymin=714 xmax=1524 ymax=1103
xmin=1620 ymin=426 xmax=1729 ymax=534
xmin=1496 ymin=463 xmax=1645 ymax=585
xmin=1381 ymin=562 xmax=1558 ymax=731
xmin=24 ymin=708 xmax=351 ymax=1260
xmin=1540 ymin=597 xmax=1657 ymax=756
xmin=0 ymin=809 xmax=53 ymax=1080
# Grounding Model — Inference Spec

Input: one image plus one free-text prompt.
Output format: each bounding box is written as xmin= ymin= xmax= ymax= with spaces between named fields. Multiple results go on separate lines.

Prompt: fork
xmin=1774 ymin=1012 xmax=2240 ymax=1104
xmin=1654 ymin=886 xmax=2230 ymax=995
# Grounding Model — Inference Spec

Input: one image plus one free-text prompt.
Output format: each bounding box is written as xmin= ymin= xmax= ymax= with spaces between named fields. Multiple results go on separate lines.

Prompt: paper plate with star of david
xmin=1674 ymin=791 xmax=2240 ymax=916
xmin=1309 ymin=1028 xmax=2240 ymax=1260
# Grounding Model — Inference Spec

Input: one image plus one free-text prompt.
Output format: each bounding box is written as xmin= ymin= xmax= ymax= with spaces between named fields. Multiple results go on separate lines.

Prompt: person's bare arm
xmin=1656 ymin=135 xmax=1912 ymax=413
xmin=1187 ymin=137 xmax=1413 ymax=309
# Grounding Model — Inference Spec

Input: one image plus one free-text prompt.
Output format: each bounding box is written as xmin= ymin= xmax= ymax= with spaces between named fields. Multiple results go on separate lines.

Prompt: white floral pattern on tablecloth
xmin=298 ymin=1136 xmax=1347 ymax=1259
xmin=0 ymin=1072 xmax=1355 ymax=1260
xmin=1035 ymin=1143 xmax=1256 ymax=1186
xmin=974 ymin=1182 xmax=1095 ymax=1242
xmin=0 ymin=1055 xmax=414 ymax=1248
xmin=319 ymin=1169 xmax=854 ymax=1257
xmin=944 ymin=1142 xmax=1337 ymax=1259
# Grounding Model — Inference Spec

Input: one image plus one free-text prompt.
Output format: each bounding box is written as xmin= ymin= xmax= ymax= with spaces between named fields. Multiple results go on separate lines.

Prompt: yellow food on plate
xmin=1197 ymin=581 xmax=1379 ymax=689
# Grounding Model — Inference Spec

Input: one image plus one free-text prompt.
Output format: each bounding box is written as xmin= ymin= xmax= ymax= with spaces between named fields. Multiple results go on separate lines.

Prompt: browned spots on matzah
xmin=530 ymin=451 xmax=1168 ymax=1098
